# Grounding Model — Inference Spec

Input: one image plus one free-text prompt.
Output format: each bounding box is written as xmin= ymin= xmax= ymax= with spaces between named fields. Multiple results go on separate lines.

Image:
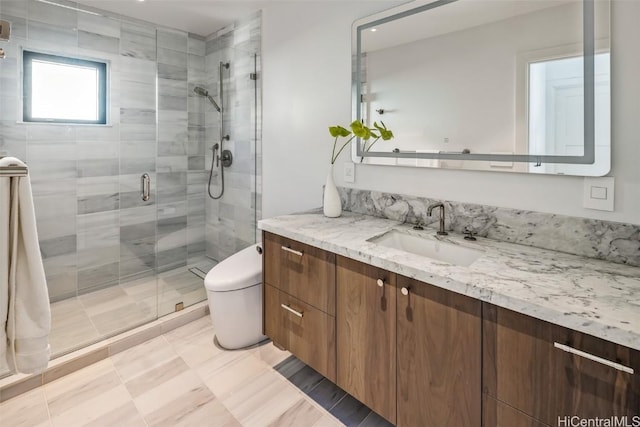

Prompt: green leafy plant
xmin=328 ymin=120 xmax=394 ymax=164
xmin=361 ymin=121 xmax=393 ymax=159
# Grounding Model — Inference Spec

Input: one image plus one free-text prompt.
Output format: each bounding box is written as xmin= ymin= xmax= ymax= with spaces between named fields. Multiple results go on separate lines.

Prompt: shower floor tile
xmin=78 ymin=286 xmax=136 ymax=317
xmin=89 ymin=302 xmax=155 ymax=336
xmin=49 ymin=298 xmax=101 ymax=357
xmin=1 ymin=316 xmax=390 ymax=427
xmin=47 ymin=263 xmax=207 ymax=359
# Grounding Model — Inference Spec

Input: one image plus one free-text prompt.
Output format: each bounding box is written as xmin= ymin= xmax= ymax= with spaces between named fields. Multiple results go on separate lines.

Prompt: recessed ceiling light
xmin=371 ymin=28 xmax=377 ymax=32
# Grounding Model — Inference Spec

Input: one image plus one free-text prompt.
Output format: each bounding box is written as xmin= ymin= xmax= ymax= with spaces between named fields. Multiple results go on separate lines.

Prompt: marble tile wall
xmin=338 ymin=187 xmax=640 ymax=267
xmin=204 ymin=12 xmax=262 ymax=262
xmin=155 ymin=29 xmax=207 ymax=273
xmin=0 ymin=0 xmax=208 ymax=299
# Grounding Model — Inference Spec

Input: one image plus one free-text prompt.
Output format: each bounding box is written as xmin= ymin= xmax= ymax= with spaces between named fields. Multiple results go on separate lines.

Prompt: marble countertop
xmin=259 ymin=211 xmax=640 ymax=351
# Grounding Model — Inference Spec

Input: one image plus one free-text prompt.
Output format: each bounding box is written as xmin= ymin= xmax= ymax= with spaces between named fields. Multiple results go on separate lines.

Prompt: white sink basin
xmin=368 ymin=230 xmax=483 ymax=267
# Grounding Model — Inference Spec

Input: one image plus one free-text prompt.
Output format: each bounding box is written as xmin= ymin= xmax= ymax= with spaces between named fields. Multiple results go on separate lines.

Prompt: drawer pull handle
xmin=553 ymin=342 xmax=635 ymax=374
xmin=377 ymin=279 xmax=384 ymax=287
xmin=281 ymin=246 xmax=304 ymax=257
xmin=281 ymin=303 xmax=304 ymax=318
xmin=401 ymin=286 xmax=410 ymax=296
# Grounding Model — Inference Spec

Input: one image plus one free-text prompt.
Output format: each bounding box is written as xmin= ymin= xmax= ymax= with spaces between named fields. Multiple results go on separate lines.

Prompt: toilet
xmin=204 ymin=243 xmax=267 ymax=349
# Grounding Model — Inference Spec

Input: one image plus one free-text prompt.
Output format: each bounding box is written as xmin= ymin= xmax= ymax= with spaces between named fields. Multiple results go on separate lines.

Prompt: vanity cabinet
xmin=396 ymin=275 xmax=482 ymax=427
xmin=336 ymin=256 xmax=482 ymax=427
xmin=483 ymin=304 xmax=640 ymax=426
xmin=336 ymin=256 xmax=397 ymax=423
xmin=262 ymin=231 xmax=639 ymax=427
xmin=262 ymin=232 xmax=336 ymax=381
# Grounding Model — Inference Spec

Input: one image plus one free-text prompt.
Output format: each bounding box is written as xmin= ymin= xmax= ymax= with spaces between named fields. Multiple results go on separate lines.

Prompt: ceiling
xmin=75 ymin=0 xmax=272 ymax=37
xmin=361 ymin=0 xmax=572 ymax=53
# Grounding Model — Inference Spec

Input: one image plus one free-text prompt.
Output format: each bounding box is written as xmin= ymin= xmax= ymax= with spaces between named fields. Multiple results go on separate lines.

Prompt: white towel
xmin=0 ymin=156 xmax=51 ymax=374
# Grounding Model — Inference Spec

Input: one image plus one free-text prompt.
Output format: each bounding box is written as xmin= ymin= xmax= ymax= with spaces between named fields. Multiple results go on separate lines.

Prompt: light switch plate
xmin=344 ymin=162 xmax=355 ymax=183
xmin=583 ymin=176 xmax=614 ymax=211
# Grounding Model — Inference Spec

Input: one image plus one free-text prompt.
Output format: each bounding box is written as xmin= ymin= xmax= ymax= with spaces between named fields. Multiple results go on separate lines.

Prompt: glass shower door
xmin=154 ymin=29 xmax=209 ymax=317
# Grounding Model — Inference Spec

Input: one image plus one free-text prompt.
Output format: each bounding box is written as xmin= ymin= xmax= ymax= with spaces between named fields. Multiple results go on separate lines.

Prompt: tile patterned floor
xmin=0 ymin=263 xmax=215 ymax=379
xmin=0 ymin=316 xmax=393 ymax=427
xmin=48 ymin=264 xmax=213 ymax=358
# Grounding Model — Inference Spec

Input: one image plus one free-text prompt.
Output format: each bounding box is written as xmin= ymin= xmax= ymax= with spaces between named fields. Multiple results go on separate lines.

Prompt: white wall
xmin=261 ymin=1 xmax=403 ymax=218
xmin=366 ymin=2 xmax=581 ymax=159
xmin=261 ymin=0 xmax=640 ymax=226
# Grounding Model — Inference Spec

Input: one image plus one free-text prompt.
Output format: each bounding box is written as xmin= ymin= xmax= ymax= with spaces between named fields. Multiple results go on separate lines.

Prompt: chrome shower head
xmin=193 ymin=86 xmax=208 ymax=97
xmin=193 ymin=86 xmax=221 ymax=112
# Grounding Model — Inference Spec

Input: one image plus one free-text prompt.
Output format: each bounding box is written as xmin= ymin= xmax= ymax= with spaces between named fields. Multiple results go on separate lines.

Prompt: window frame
xmin=22 ymin=50 xmax=108 ymax=125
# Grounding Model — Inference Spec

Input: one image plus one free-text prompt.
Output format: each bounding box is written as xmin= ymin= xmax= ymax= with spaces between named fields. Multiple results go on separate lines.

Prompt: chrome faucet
xmin=427 ymin=202 xmax=448 ymax=236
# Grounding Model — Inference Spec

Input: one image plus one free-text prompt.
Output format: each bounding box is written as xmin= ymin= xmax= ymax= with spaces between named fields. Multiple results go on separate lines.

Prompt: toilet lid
xmin=204 ymin=243 xmax=262 ymax=292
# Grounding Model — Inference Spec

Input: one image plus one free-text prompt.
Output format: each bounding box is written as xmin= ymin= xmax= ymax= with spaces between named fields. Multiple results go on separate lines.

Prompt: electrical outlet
xmin=344 ymin=162 xmax=355 ymax=183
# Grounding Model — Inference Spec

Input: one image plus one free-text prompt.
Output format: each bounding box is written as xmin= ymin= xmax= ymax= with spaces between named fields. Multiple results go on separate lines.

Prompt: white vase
xmin=323 ymin=164 xmax=341 ymax=218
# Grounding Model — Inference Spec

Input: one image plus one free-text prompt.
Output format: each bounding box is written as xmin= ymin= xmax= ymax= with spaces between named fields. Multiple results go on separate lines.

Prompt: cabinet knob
xmin=377 ymin=279 xmax=384 ymax=287
xmin=401 ymin=286 xmax=410 ymax=296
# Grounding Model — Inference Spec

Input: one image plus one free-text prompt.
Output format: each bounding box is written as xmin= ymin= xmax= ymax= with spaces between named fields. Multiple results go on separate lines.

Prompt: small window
xmin=23 ymin=50 xmax=107 ymax=124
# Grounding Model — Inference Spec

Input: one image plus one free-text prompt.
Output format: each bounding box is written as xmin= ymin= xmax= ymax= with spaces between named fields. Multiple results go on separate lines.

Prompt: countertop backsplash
xmin=338 ymin=187 xmax=640 ymax=267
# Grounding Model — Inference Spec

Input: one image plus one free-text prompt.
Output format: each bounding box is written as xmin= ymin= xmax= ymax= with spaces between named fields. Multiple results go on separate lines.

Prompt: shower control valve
xmin=220 ymin=150 xmax=233 ymax=168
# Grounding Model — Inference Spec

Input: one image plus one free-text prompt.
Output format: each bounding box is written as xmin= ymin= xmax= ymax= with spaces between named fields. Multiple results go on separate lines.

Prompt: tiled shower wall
xmin=156 ymin=29 xmax=208 ymax=273
xmin=0 ymin=0 xmax=207 ymax=300
xmin=204 ymin=12 xmax=262 ymax=262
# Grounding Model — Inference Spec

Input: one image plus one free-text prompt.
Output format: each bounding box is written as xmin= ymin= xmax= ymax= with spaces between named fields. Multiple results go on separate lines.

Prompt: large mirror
xmin=351 ymin=0 xmax=610 ymax=176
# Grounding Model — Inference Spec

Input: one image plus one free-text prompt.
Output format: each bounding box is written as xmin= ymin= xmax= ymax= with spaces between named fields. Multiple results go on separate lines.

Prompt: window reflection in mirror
xmin=526 ymin=52 xmax=610 ymax=175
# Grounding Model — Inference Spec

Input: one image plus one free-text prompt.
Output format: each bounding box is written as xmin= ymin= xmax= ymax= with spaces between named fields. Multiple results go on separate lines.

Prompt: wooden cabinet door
xmin=483 ymin=395 xmax=551 ymax=427
xmin=263 ymin=232 xmax=336 ymax=315
xmin=336 ymin=256 xmax=396 ymax=424
xmin=552 ymin=326 xmax=640 ymax=421
xmin=482 ymin=304 xmax=556 ymax=420
xmin=396 ymin=275 xmax=482 ymax=427
xmin=484 ymin=304 xmax=640 ymax=425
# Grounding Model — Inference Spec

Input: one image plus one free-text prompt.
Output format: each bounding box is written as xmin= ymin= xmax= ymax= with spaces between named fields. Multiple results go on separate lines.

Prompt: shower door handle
xmin=141 ymin=173 xmax=150 ymax=201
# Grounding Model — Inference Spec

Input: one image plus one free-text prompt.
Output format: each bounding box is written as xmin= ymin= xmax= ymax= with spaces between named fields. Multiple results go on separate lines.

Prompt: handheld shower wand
xmin=193 ymin=86 xmax=221 ymax=113
xmin=198 ymin=61 xmax=232 ymax=200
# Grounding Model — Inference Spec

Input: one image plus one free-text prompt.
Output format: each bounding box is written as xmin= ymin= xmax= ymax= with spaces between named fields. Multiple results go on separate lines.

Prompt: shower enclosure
xmin=0 ymin=0 xmax=261 ymax=378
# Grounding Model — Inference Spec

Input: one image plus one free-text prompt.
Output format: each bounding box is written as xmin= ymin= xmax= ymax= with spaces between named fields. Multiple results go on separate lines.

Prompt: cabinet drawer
xmin=263 ymin=232 xmax=336 ymax=315
xmin=484 ymin=304 xmax=640 ymax=425
xmin=264 ymin=284 xmax=336 ymax=382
